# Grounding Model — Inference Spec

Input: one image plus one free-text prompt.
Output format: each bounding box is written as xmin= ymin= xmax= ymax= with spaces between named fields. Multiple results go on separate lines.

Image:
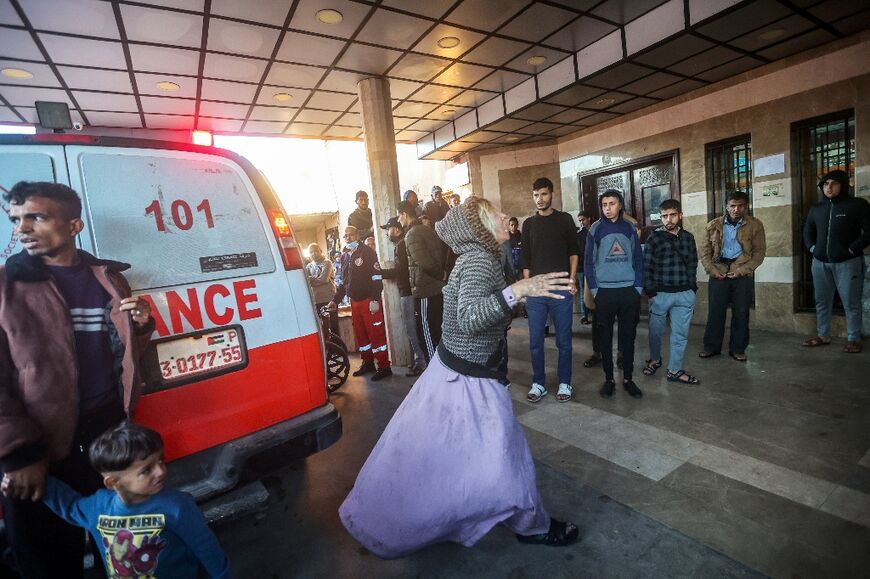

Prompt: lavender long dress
xmin=338 ymin=352 xmax=550 ymax=559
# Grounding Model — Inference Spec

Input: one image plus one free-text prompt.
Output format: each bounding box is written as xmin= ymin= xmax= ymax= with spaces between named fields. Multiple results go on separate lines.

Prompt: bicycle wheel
xmin=325 ymin=340 xmax=349 ymax=392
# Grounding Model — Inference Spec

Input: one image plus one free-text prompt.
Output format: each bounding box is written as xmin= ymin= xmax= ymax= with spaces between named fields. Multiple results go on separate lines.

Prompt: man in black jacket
xmin=802 ymin=170 xmax=870 ymax=353
xmin=380 ymin=217 xmax=426 ymax=376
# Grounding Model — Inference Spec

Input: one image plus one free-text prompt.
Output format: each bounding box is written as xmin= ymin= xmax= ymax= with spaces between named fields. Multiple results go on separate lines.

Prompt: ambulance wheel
xmin=326 ymin=341 xmax=349 ymax=392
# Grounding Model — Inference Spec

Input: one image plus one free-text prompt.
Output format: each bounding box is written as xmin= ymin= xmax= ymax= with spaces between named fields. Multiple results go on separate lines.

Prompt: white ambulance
xmin=0 ymin=133 xmax=341 ymax=506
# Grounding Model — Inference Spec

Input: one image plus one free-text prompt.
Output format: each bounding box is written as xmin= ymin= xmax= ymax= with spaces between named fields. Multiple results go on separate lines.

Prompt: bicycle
xmin=319 ymin=306 xmax=349 ymax=392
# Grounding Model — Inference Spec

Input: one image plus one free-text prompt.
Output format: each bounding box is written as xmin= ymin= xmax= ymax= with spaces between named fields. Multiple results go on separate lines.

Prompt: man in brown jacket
xmin=698 ymin=191 xmax=766 ymax=362
xmin=0 ymin=181 xmax=153 ymax=577
xmin=398 ymin=201 xmax=445 ymax=363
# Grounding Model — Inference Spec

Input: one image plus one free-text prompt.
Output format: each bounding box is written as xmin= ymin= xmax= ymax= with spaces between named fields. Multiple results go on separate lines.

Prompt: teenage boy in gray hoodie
xmin=585 ymin=189 xmax=644 ymax=399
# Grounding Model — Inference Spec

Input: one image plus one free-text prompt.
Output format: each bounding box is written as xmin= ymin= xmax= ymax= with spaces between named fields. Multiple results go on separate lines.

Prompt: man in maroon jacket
xmin=0 ymin=181 xmax=154 ymax=578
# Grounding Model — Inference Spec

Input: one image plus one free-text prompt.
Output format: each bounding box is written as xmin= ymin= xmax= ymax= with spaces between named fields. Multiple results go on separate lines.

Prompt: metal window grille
xmin=793 ymin=110 xmax=856 ymax=312
xmin=705 ymin=136 xmax=752 ymax=219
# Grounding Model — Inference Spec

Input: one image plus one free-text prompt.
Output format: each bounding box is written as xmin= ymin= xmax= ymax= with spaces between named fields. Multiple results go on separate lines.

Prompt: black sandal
xmin=666 ymin=370 xmax=700 ymax=385
xmin=516 ymin=519 xmax=580 ymax=546
xmin=642 ymin=359 xmax=662 ymax=376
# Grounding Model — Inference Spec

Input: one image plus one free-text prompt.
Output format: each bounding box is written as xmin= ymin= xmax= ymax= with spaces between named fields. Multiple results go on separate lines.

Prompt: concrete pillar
xmin=357 ymin=76 xmax=410 ymax=367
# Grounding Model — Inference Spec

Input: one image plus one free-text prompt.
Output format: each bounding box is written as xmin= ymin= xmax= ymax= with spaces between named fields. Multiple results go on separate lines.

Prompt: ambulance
xmin=0 ymin=133 xmax=341 ymax=507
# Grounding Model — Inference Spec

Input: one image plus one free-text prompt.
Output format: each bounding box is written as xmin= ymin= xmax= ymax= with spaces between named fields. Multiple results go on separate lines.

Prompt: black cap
xmin=380 ymin=216 xmax=402 ymax=230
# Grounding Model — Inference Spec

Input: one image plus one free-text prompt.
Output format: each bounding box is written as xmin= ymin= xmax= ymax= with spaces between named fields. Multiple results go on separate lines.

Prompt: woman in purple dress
xmin=339 ymin=196 xmax=579 ymax=558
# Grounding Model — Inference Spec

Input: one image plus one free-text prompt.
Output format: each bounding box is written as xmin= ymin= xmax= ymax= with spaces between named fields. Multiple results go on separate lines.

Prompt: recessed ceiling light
xmin=1 ymin=68 xmax=33 ymax=79
xmin=273 ymin=92 xmax=293 ymax=102
xmin=437 ymin=36 xmax=461 ymax=49
xmin=526 ymin=55 xmax=547 ymax=66
xmin=595 ymin=97 xmax=616 ymax=106
xmin=442 ymin=109 xmax=456 ymax=115
xmin=316 ymin=9 xmax=343 ymax=24
xmin=156 ymin=81 xmax=180 ymax=92
xmin=505 ymin=136 xmax=519 ymax=141
xmin=758 ymin=28 xmax=785 ymax=41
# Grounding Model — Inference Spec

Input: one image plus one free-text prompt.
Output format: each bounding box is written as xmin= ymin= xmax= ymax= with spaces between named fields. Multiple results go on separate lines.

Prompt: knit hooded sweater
xmin=435 ymin=198 xmax=512 ymax=378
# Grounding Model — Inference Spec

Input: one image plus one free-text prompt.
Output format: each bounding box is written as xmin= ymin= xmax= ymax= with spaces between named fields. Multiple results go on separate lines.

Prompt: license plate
xmin=156 ymin=327 xmax=246 ymax=382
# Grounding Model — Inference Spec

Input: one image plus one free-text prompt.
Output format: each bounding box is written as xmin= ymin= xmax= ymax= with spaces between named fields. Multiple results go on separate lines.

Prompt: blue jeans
xmin=576 ymin=273 xmax=587 ymax=318
xmin=648 ymin=290 xmax=696 ymax=372
xmin=527 ymin=290 xmax=574 ymax=385
xmin=812 ymin=256 xmax=865 ymax=341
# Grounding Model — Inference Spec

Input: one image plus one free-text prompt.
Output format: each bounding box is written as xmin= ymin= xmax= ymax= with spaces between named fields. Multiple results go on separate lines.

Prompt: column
xmin=357 ymin=76 xmax=410 ymax=367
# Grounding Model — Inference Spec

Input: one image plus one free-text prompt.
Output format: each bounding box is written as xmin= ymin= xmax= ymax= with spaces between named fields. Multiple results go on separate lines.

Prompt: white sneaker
xmin=527 ymin=383 xmax=547 ymax=403
xmin=556 ymin=383 xmax=574 ymax=402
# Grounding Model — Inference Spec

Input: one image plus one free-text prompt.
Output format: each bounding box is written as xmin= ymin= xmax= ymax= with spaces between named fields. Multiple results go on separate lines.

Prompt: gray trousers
xmin=812 ymin=256 xmax=865 ymax=341
xmin=401 ymin=295 xmax=426 ymax=367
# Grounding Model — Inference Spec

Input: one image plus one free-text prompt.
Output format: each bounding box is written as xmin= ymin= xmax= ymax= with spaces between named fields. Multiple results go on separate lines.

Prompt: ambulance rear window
xmin=79 ymin=153 xmax=276 ymax=291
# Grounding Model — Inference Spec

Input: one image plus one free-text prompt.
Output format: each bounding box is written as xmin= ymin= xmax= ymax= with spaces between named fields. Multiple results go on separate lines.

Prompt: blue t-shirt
xmin=47 ymin=262 xmax=118 ymax=411
xmin=43 ymin=477 xmax=230 ymax=579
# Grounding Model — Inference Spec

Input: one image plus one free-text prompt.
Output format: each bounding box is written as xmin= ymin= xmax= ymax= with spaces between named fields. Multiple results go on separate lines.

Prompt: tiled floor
xmin=506 ymin=317 xmax=870 ymax=578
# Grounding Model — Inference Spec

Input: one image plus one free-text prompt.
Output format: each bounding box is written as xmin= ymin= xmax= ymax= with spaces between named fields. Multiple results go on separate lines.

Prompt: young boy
xmin=39 ymin=423 xmax=230 ymax=578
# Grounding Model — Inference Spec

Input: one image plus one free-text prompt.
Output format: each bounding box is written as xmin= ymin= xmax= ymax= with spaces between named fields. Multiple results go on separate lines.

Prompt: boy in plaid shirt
xmin=643 ymin=199 xmax=701 ymax=385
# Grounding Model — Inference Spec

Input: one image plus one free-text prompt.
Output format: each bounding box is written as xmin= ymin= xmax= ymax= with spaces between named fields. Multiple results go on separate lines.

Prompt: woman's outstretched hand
xmin=511 ymin=272 xmax=573 ymax=300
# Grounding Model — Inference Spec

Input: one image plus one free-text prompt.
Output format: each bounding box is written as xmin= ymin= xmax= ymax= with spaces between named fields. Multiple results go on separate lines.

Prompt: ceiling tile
xmin=756 ymin=29 xmax=837 ymax=61
xmin=471 ymin=70 xmax=530 ymax=92
xmin=382 ymin=0 xmax=455 ymax=18
xmin=275 ymin=31 xmax=346 ymax=66
xmin=511 ymin=102 xmax=568 ymax=121
xmin=696 ymin=55 xmax=764 ymax=82
xmin=591 ymin=0 xmax=670 ymax=24
xmin=203 ymin=53 xmax=268 ymax=83
xmin=145 ymin=114 xmax=194 ymax=130
xmin=211 ymin=0 xmax=291 ymax=24
xmin=632 ymin=34 xmax=715 ymax=68
xmin=305 ymin=90 xmax=356 ymax=111
xmin=0 ymin=28 xmax=43 ymax=60
xmin=667 ymin=46 xmax=744 ymax=77
xmin=201 ymin=78 xmax=258 ymax=103
xmin=425 ymin=150 xmax=460 ymax=160
xmin=392 ymin=117 xmax=418 ymax=131
xmin=542 ymin=83 xmax=606 ymax=106
xmin=395 ymin=129 xmax=431 ymax=140
xmin=497 ymin=3 xmax=577 ymax=43
xmin=485 ymin=118 xmax=533 ymax=132
xmin=646 ymin=77 xmax=704 ymax=99
xmin=0 ymin=60 xmax=60 ymax=87
xmin=207 ymin=18 xmax=281 ymax=59
xmin=445 ymin=0 xmax=528 ymax=32
xmin=285 ymin=122 xmax=328 ymax=136
xmin=0 ymin=85 xmax=73 ymax=107
xmin=130 ymin=0 xmax=204 ymax=12
xmin=38 ymin=34 xmax=127 ymax=69
xmin=120 ymin=4 xmax=204 ymax=48
xmin=809 ymin=0 xmax=865 ymax=21
xmin=545 ymin=16 xmax=617 ymax=52
xmin=249 ymin=105 xmax=297 ymax=122
xmin=608 ymin=96 xmax=658 ymax=114
xmin=440 ymin=140 xmax=480 ymax=152
xmin=294 ymin=109 xmax=340 ymax=124
xmin=25 ymin=0 xmax=119 ymax=39
xmin=390 ymin=53 xmax=452 ymax=82
xmin=0 ymin=106 xmax=23 ymax=123
xmin=243 ymin=120 xmax=290 ymax=134
xmin=14 ymin=105 xmax=80 ymax=125
xmin=135 ymin=73 xmax=198 ymax=98
xmin=392 ymin=100 xmax=438 ymax=117
xmin=446 ymin=89 xmax=499 ymax=107
xmin=197 ymin=101 xmax=250 ymax=119
xmin=579 ymin=90 xmax=633 ymax=109
xmin=318 ymin=70 xmax=367 ymax=93
xmin=84 ymin=111 xmax=142 ymax=127
xmin=620 ymin=71 xmax=683 ymax=95
xmin=288 ymin=0 xmax=372 ymax=39
xmin=581 ymin=111 xmax=620 ymax=125
xmin=428 ymin=105 xmax=473 ymax=120
xmin=265 ymin=62 xmax=326 ymax=88
xmin=461 ymin=130 xmax=506 ymax=143
xmin=337 ymin=43 xmax=403 ymax=75
xmin=129 ymin=44 xmax=200 ymax=76
xmin=728 ymin=14 xmax=815 ymax=52
xmin=831 ymin=8 xmax=870 ymax=36
xmin=408 ymin=83 xmax=463 ymax=103
xmin=386 ymin=78 xmax=424 ymax=99
xmin=355 ymin=9 xmax=432 ymax=49
xmin=505 ymin=46 xmax=572 ymax=75
xmin=695 ymin=0 xmax=791 ymax=42
xmin=407 ymin=118 xmax=447 ymax=132
xmin=516 ymin=121 xmax=561 ymax=134
xmin=72 ymin=91 xmax=139 ymax=112
xmin=546 ymin=108 xmax=593 ymax=123
xmin=412 ymin=24 xmax=487 ymax=60
xmin=0 ymin=1 xmax=22 ymax=25
xmin=462 ymin=36 xmax=531 ymax=67
xmin=140 ymin=95 xmax=195 ymax=115
xmin=335 ymin=112 xmax=361 ymax=126
xmin=322 ymin=125 xmax=361 ymax=138
xmin=584 ymin=62 xmax=656 ymax=89
xmin=197 ymin=117 xmax=244 ymax=132
xmin=256 ymin=86 xmax=310 ymax=106
xmin=546 ymin=125 xmax=581 ymax=137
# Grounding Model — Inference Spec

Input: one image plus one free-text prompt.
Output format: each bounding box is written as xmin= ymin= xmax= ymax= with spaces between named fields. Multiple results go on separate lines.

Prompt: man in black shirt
xmin=348 ymin=190 xmax=374 ymax=241
xmin=521 ymin=178 xmax=579 ymax=403
xmin=576 ymin=210 xmax=592 ymax=324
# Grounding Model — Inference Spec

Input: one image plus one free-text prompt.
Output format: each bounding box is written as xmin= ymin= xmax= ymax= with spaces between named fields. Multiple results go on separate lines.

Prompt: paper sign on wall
xmin=754 ymin=154 xmax=785 ymax=177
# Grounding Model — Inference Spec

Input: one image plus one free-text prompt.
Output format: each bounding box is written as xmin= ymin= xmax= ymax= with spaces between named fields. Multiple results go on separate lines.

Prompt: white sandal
xmin=527 ymin=383 xmax=547 ymax=403
xmin=556 ymin=383 xmax=574 ymax=402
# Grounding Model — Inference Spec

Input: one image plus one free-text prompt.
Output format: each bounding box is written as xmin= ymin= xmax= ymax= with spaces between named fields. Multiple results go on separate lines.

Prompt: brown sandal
xmin=844 ymin=341 xmax=862 ymax=354
xmin=802 ymin=336 xmax=831 ymax=347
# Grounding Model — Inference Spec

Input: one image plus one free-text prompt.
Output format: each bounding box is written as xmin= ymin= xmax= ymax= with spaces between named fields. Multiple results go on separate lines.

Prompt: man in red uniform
xmin=329 ymin=225 xmax=392 ymax=381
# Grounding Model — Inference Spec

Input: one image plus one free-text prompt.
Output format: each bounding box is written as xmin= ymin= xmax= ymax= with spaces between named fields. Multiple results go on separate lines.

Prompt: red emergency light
xmin=192 ymin=130 xmax=213 ymax=146
xmin=267 ymin=208 xmax=303 ymax=270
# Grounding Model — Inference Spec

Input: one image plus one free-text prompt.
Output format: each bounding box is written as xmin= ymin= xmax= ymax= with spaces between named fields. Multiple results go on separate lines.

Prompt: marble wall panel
xmin=497 ymin=162 xmax=562 ymax=222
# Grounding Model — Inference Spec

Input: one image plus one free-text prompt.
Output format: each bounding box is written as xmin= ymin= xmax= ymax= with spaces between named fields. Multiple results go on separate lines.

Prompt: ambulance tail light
xmin=268 ymin=208 xmax=303 ymax=270
xmin=192 ymin=130 xmax=213 ymax=147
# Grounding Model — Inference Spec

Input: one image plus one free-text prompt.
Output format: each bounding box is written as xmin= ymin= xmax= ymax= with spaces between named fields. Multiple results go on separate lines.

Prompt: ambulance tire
xmin=325 ymin=340 xmax=349 ymax=393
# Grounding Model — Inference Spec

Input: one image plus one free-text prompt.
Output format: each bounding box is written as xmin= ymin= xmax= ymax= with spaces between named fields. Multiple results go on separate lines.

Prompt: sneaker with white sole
xmin=556 ymin=383 xmax=574 ymax=402
xmin=527 ymin=383 xmax=547 ymax=403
